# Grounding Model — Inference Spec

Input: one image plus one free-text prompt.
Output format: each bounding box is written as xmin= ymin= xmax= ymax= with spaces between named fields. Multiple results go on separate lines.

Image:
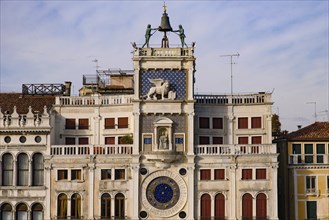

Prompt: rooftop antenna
xmin=220 ymin=53 xmax=240 ymax=96
xmin=220 ymin=53 xmax=239 ymax=145
xmin=306 ymin=101 xmax=317 ymax=122
xmin=92 ymin=59 xmax=100 ymax=71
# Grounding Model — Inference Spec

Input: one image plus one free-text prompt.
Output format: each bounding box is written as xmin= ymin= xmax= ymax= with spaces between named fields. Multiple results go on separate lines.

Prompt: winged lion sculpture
xmin=146 ymin=79 xmax=169 ymax=100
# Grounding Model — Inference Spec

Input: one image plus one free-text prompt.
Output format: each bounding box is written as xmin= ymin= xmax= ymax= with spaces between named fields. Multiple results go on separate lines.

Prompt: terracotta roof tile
xmin=0 ymin=93 xmax=55 ymax=114
xmin=286 ymin=122 xmax=329 ymax=141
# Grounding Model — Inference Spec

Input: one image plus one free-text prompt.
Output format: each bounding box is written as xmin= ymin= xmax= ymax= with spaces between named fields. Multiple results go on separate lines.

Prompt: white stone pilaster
xmin=133 ymin=112 xmax=140 ymax=154
xmin=131 ymin=164 xmax=140 ymax=219
xmin=187 ymin=165 xmax=195 ymax=219
xmin=272 ymin=164 xmax=279 ymax=220
xmin=88 ymin=163 xmax=95 ymax=219
xmin=230 ymin=164 xmax=237 ymax=219
xmin=187 ymin=112 xmax=195 ymax=155
xmin=44 ymin=163 xmax=52 ymax=220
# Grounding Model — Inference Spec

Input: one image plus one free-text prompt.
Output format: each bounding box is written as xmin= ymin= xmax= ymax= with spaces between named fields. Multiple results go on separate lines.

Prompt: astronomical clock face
xmin=141 ymin=170 xmax=188 ymax=218
xmin=146 ymin=176 xmax=180 ymax=210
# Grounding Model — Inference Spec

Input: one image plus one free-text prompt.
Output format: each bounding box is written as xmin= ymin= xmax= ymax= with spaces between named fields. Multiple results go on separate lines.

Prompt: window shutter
xmin=105 ymin=118 xmax=115 ymax=129
xmin=256 ymin=169 xmax=266 ymax=179
xmin=78 ymin=119 xmax=89 ymax=129
xmin=200 ymin=169 xmax=211 ymax=180
xmin=118 ymin=117 xmax=128 ymax=128
xmin=214 ymin=169 xmax=225 ymax=180
xmin=252 ymin=136 xmax=262 ymax=144
xmin=199 ymin=117 xmax=210 ymax=129
xmin=213 ymin=137 xmax=223 ymax=144
xmin=105 ymin=137 xmax=115 ymax=145
xmin=238 ymin=117 xmax=248 ymax=129
xmin=213 ymin=117 xmax=223 ymax=129
xmin=65 ymin=119 xmax=75 ymax=129
xmin=251 ymin=117 xmax=262 ymax=128
xmin=78 ymin=137 xmax=89 ymax=145
xmin=65 ymin=137 xmax=76 ymax=145
xmin=199 ymin=136 xmax=210 ymax=145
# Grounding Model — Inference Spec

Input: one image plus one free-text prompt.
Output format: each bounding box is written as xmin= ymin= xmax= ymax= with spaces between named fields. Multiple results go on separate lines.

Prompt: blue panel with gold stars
xmin=141 ymin=70 xmax=187 ymax=100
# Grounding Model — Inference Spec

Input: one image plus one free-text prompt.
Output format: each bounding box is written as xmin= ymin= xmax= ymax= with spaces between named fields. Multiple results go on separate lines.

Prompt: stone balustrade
xmin=0 ymin=106 xmax=50 ymax=128
xmin=194 ymin=144 xmax=276 ymax=155
xmin=134 ymin=47 xmax=194 ymax=57
xmin=55 ymin=95 xmax=134 ymax=106
xmin=194 ymin=93 xmax=272 ymax=105
xmin=51 ymin=145 xmax=133 ymax=156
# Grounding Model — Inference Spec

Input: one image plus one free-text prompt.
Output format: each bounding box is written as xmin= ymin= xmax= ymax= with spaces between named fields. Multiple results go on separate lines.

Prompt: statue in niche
xmin=159 ymin=129 xmax=168 ymax=149
xmin=147 ymin=78 xmax=170 ymax=100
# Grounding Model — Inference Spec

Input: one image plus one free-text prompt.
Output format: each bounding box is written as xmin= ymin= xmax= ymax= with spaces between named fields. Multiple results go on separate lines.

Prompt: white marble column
xmin=131 ymin=164 xmax=140 ymax=220
xmin=132 ymin=112 xmax=140 ymax=155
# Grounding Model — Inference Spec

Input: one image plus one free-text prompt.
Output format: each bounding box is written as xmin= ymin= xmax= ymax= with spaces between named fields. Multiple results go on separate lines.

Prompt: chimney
xmin=64 ymin=81 xmax=72 ymax=96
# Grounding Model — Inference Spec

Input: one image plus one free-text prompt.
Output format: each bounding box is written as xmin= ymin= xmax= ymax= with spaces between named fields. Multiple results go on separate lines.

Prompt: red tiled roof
xmin=285 ymin=122 xmax=329 ymax=141
xmin=0 ymin=93 xmax=55 ymax=114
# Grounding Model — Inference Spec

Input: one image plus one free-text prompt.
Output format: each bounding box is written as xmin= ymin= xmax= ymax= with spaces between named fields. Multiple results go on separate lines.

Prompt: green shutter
xmin=306 ymin=201 xmax=317 ymax=219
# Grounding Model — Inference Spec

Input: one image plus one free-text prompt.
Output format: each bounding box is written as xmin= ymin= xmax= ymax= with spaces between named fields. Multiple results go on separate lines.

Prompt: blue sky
xmin=1 ymin=1 xmax=328 ymax=132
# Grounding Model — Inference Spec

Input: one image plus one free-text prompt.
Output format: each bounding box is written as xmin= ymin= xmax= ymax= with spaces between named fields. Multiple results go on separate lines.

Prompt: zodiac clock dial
xmin=146 ymin=176 xmax=180 ymax=210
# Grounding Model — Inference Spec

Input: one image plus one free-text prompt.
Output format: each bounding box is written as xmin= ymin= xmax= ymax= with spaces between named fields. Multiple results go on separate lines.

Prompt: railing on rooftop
xmin=51 ymin=145 xmax=133 ymax=156
xmin=194 ymin=144 xmax=276 ymax=155
xmin=134 ymin=47 xmax=194 ymax=57
xmin=55 ymin=95 xmax=134 ymax=106
xmin=194 ymin=93 xmax=272 ymax=105
xmin=22 ymin=84 xmax=65 ymax=96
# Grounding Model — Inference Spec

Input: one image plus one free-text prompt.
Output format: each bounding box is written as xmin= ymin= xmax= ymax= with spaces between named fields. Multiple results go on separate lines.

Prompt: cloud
xmin=1 ymin=1 xmax=328 ymax=132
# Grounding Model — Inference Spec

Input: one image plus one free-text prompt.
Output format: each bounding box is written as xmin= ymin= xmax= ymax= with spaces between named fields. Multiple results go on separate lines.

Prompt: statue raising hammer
xmin=173 ymin=24 xmax=188 ymax=48
xmin=142 ymin=24 xmax=157 ymax=48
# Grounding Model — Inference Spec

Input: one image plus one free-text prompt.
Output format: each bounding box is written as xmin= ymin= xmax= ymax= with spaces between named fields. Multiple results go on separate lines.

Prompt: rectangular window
xmin=214 ymin=169 xmax=225 ymax=180
xmin=327 ymin=176 xmax=329 ymax=192
xmin=213 ymin=117 xmax=223 ymax=129
xmin=238 ymin=117 xmax=248 ymax=129
xmin=242 ymin=169 xmax=252 ymax=180
xmin=199 ymin=136 xmax=210 ymax=145
xmin=251 ymin=136 xmax=262 ymax=144
xmin=71 ymin=169 xmax=81 ymax=180
xmin=316 ymin=144 xmax=325 ymax=163
xmin=256 ymin=169 xmax=266 ymax=179
xmin=65 ymin=137 xmax=75 ymax=145
xmin=144 ymin=138 xmax=152 ymax=144
xmin=58 ymin=170 xmax=68 ymax=180
xmin=101 ymin=169 xmax=112 ymax=180
xmin=115 ymin=169 xmax=125 ymax=180
xmin=175 ymin=137 xmax=184 ymax=144
xmin=199 ymin=117 xmax=210 ymax=129
xmin=292 ymin=144 xmax=302 ymax=163
xmin=118 ymin=117 xmax=128 ymax=128
xmin=200 ymin=169 xmax=211 ymax=180
xmin=105 ymin=137 xmax=115 ymax=145
xmin=251 ymin=117 xmax=262 ymax=128
xmin=306 ymin=176 xmax=316 ymax=193
xmin=305 ymin=144 xmax=314 ymax=163
xmin=78 ymin=118 xmax=89 ymax=129
xmin=213 ymin=137 xmax=223 ymax=144
xmin=65 ymin=118 xmax=76 ymax=129
xmin=238 ymin=137 xmax=248 ymax=144
xmin=78 ymin=137 xmax=89 ymax=145
xmin=105 ymin=118 xmax=115 ymax=129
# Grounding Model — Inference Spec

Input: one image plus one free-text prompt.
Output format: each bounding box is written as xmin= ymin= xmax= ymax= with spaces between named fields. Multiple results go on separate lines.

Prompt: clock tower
xmin=131 ymin=5 xmax=196 ymax=219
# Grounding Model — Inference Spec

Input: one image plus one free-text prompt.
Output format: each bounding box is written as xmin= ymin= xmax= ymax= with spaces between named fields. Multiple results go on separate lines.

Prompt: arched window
xmin=101 ymin=193 xmax=111 ymax=219
xmin=242 ymin=193 xmax=253 ymax=220
xmin=16 ymin=203 xmax=28 ymax=220
xmin=256 ymin=193 xmax=267 ymax=220
xmin=71 ymin=193 xmax=81 ymax=219
xmin=200 ymin=193 xmax=211 ymax=220
xmin=17 ymin=153 xmax=29 ymax=186
xmin=2 ymin=153 xmax=13 ymax=186
xmin=115 ymin=193 xmax=125 ymax=219
xmin=57 ymin=193 xmax=68 ymax=219
xmin=215 ymin=193 xmax=225 ymax=220
xmin=31 ymin=203 xmax=43 ymax=220
xmin=1 ymin=203 xmax=13 ymax=220
xmin=32 ymin=153 xmax=44 ymax=186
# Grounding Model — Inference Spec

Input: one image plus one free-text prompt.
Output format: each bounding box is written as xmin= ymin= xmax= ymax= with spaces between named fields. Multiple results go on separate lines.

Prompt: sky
xmin=0 ymin=0 xmax=328 ymax=132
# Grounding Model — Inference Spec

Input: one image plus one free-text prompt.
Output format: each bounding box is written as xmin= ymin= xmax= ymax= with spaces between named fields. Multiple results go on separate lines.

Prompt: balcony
xmin=55 ymin=95 xmax=134 ymax=106
xmin=289 ymin=154 xmax=328 ymax=165
xmin=194 ymin=144 xmax=276 ymax=155
xmin=51 ymin=145 xmax=133 ymax=156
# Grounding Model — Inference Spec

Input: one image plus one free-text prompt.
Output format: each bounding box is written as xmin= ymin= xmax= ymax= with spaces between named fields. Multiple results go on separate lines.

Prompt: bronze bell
xmin=158 ymin=12 xmax=173 ymax=32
